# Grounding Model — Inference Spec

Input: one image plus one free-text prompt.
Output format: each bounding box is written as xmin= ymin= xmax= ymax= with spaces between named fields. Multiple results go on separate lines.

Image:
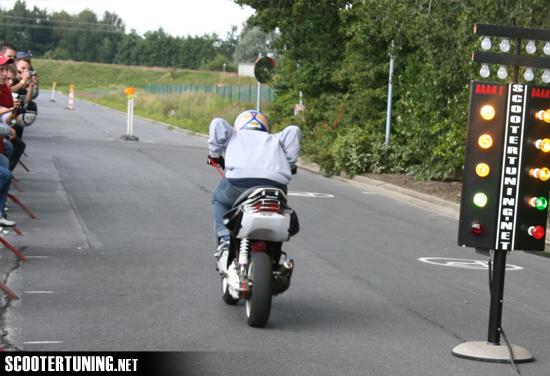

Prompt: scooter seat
xmin=232 ymin=186 xmax=287 ymax=208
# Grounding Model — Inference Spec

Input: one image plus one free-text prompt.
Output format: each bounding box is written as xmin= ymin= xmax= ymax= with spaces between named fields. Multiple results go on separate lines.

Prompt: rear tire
xmin=245 ymin=252 xmax=272 ymax=327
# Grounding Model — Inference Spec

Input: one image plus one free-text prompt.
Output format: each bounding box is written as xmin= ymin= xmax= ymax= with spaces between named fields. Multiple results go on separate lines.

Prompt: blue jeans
xmin=0 ymin=166 xmax=12 ymax=215
xmin=0 ymin=140 xmax=13 ymax=169
xmin=3 ymin=140 xmax=12 ymax=160
xmin=212 ymin=178 xmax=247 ymax=238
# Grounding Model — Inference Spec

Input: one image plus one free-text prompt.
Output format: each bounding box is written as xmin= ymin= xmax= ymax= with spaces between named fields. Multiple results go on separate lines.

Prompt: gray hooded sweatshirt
xmin=208 ymin=118 xmax=302 ymax=185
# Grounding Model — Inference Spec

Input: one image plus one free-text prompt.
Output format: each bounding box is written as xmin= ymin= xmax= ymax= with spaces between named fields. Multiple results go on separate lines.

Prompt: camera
xmin=27 ymin=71 xmax=36 ymax=77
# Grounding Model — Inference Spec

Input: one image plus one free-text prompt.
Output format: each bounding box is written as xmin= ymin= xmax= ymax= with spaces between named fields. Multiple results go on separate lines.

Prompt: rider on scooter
xmin=208 ymin=110 xmax=302 ymax=259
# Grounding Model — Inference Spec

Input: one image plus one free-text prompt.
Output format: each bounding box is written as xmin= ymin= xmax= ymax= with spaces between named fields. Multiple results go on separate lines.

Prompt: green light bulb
xmin=536 ymin=197 xmax=548 ymax=210
xmin=474 ymin=193 xmax=488 ymax=207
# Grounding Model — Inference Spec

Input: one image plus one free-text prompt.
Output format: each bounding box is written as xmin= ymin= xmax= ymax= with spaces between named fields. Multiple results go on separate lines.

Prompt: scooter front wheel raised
xmin=245 ymin=252 xmax=272 ymax=327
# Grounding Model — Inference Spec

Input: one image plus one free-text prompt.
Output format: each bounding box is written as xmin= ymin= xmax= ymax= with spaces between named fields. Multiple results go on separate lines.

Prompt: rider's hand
xmin=291 ymin=166 xmax=297 ymax=175
xmin=208 ymin=155 xmax=225 ymax=170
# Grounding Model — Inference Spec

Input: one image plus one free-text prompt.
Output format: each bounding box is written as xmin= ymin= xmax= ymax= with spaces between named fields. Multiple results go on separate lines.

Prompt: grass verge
xmin=33 ymin=59 xmax=266 ymax=134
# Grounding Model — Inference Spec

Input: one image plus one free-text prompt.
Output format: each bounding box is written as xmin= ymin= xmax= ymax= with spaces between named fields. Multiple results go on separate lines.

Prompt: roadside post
xmin=68 ymin=84 xmax=74 ymax=110
xmin=385 ymin=40 xmax=395 ymax=146
xmin=50 ymin=82 xmax=56 ymax=102
xmin=253 ymin=55 xmax=275 ymax=112
xmin=454 ymin=23 xmax=550 ymax=364
xmin=121 ymin=87 xmax=139 ymax=141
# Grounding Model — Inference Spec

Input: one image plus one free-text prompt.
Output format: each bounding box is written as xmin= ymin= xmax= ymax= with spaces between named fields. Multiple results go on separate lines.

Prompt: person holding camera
xmin=3 ymin=64 xmax=26 ymax=171
xmin=13 ymin=57 xmax=38 ymax=100
xmin=11 ymin=57 xmax=38 ymax=139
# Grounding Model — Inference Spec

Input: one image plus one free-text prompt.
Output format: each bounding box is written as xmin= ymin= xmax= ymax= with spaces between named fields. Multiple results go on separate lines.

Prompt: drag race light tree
xmin=458 ymin=82 xmax=550 ymax=251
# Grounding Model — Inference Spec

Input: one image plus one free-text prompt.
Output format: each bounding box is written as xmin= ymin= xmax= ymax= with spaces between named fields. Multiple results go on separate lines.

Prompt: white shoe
xmin=217 ymin=249 xmax=229 ymax=275
xmin=214 ymin=238 xmax=230 ymax=273
xmin=213 ymin=238 xmax=230 ymax=259
xmin=0 ymin=217 xmax=16 ymax=227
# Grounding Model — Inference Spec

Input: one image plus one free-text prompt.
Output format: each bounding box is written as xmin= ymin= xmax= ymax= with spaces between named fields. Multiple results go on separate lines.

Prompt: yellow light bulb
xmin=480 ymin=105 xmax=495 ymax=120
xmin=478 ymin=134 xmax=493 ymax=149
xmin=536 ymin=110 xmax=550 ymax=123
xmin=536 ymin=139 xmax=550 ymax=152
xmin=534 ymin=167 xmax=550 ymax=181
xmin=476 ymin=163 xmax=490 ymax=177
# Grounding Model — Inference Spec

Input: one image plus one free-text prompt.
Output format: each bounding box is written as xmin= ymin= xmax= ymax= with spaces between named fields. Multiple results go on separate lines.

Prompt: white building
xmin=238 ymin=63 xmax=255 ymax=77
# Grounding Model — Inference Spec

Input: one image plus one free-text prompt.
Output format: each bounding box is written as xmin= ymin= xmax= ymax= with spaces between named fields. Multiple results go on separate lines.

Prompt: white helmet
xmin=234 ymin=110 xmax=271 ymax=133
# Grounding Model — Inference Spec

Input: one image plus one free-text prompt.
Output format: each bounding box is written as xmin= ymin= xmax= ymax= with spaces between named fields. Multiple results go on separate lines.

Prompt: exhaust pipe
xmin=273 ymin=259 xmax=294 ymax=295
xmin=279 ymin=259 xmax=294 ymax=276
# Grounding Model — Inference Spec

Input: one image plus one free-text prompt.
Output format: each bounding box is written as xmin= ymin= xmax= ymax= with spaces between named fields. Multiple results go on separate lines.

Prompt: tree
xmin=217 ymin=25 xmax=239 ymax=61
xmin=113 ymin=29 xmax=142 ymax=65
xmin=0 ymin=0 xmax=54 ymax=56
xmin=236 ymin=0 xmax=550 ymax=179
xmin=233 ymin=26 xmax=278 ymax=63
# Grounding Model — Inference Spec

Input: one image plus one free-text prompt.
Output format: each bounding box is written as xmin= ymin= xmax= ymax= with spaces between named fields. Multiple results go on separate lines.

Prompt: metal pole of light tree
xmin=257 ymin=53 xmax=262 ymax=112
xmin=385 ymin=40 xmax=395 ymax=146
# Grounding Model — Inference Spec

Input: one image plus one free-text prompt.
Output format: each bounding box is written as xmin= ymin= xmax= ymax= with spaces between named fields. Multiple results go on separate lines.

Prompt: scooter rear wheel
xmin=245 ymin=252 xmax=272 ymax=327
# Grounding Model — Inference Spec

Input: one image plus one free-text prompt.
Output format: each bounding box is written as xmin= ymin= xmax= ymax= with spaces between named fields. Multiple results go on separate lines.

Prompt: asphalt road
xmin=0 ymin=93 xmax=549 ymax=376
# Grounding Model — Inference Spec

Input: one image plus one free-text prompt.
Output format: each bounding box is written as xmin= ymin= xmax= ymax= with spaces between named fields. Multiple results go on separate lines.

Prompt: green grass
xmin=33 ymin=59 xmax=265 ymax=134
xmin=97 ymin=91 xmax=254 ymax=134
xmin=34 ymin=59 xmax=258 ymax=92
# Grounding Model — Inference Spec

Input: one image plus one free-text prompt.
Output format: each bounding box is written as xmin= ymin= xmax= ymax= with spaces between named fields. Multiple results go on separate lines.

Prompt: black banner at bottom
xmin=0 ymin=352 xmax=208 ymax=375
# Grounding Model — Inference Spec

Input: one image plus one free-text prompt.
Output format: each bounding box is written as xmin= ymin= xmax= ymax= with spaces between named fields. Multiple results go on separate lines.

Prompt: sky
xmin=1 ymin=0 xmax=256 ymax=38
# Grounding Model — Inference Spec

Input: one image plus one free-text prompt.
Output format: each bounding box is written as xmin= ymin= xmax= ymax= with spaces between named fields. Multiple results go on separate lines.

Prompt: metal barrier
xmin=143 ymin=84 xmax=275 ymax=103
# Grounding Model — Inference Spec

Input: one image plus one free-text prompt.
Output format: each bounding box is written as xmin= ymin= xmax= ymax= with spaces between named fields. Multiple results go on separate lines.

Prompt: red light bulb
xmin=471 ymin=223 xmax=485 ymax=235
xmin=528 ymin=226 xmax=545 ymax=240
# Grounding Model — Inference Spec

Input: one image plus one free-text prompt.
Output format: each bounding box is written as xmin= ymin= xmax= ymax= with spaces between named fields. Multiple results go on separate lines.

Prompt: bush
xmin=206 ymin=54 xmax=237 ymax=73
xmin=329 ymin=126 xmax=404 ymax=177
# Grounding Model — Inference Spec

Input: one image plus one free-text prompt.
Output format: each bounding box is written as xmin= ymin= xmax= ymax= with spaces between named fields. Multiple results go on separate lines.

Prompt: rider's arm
xmin=277 ymin=125 xmax=302 ymax=169
xmin=208 ymin=118 xmax=235 ymax=157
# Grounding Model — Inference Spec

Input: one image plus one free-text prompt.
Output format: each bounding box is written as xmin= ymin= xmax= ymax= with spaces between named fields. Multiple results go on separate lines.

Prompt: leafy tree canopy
xmin=236 ymin=0 xmax=550 ymax=179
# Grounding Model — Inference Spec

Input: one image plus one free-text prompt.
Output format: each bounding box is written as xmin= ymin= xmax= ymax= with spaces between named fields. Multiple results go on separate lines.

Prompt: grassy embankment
xmin=33 ymin=60 xmax=262 ymax=134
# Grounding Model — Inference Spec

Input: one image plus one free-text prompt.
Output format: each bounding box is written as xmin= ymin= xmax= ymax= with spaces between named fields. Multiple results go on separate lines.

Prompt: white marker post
xmin=121 ymin=87 xmax=139 ymax=141
xmin=68 ymin=85 xmax=74 ymax=110
xmin=50 ymin=82 xmax=57 ymax=102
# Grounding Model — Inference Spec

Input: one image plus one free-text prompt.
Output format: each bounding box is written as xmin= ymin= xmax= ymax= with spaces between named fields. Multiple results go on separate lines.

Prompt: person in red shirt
xmin=0 ymin=60 xmax=14 ymax=109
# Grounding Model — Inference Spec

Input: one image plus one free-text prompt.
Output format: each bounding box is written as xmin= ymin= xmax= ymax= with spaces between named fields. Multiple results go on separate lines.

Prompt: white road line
xmin=24 ymin=291 xmax=54 ymax=294
xmin=23 ymin=341 xmax=63 ymax=344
